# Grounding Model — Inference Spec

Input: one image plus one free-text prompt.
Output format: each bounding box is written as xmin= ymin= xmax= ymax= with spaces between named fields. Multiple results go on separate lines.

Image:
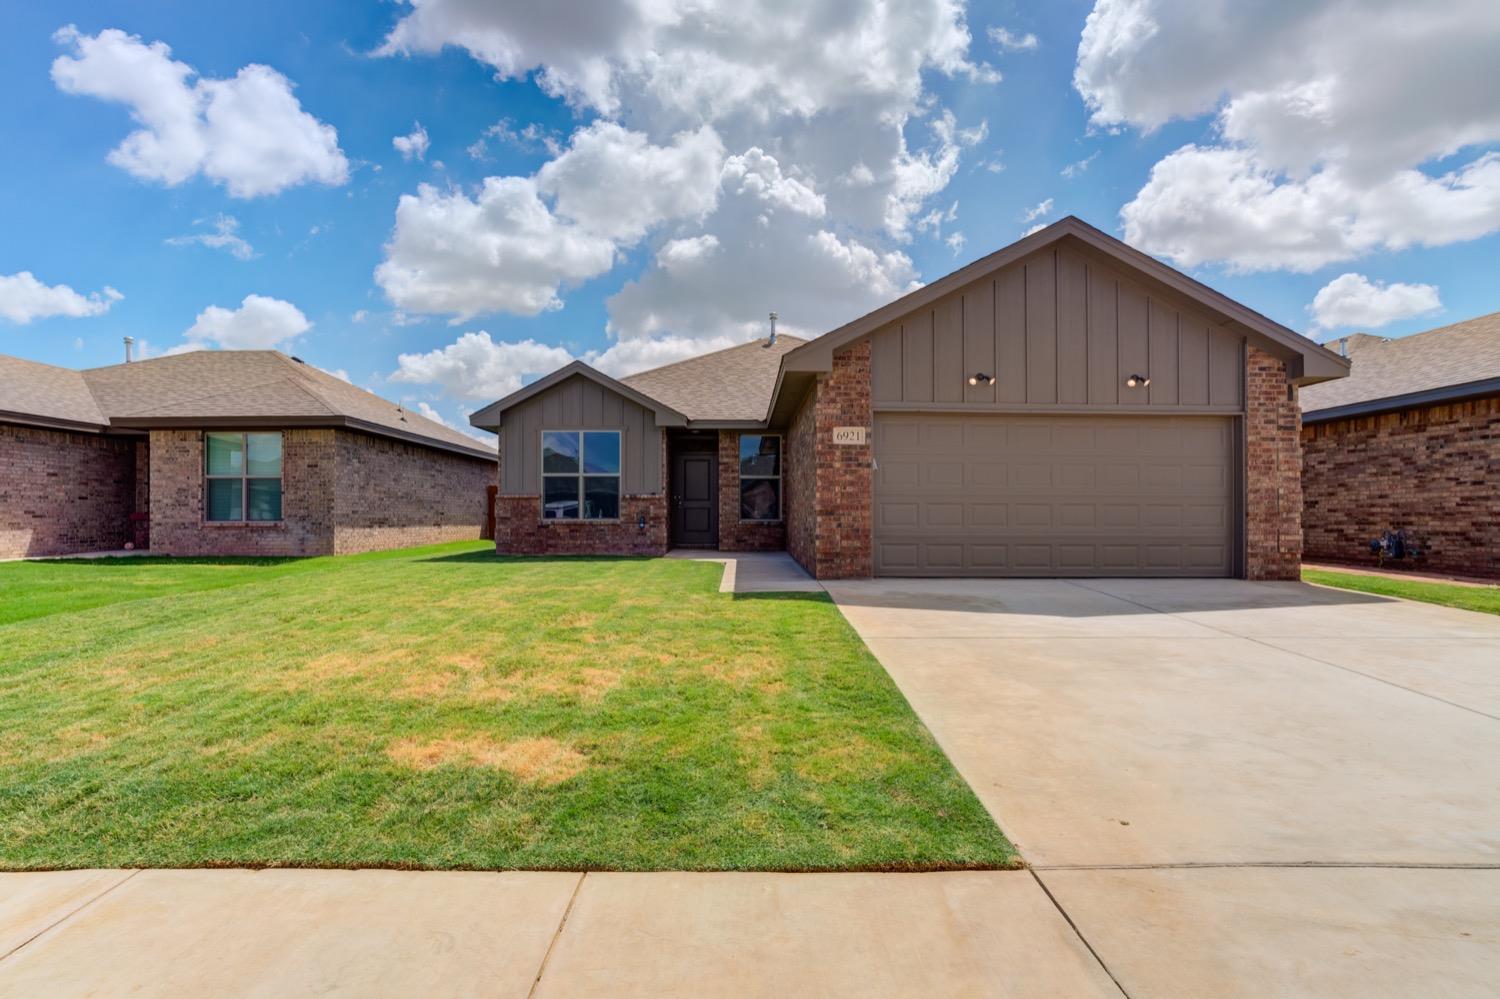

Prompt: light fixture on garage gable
xmin=967 ymin=372 xmax=993 ymax=386
xmin=1125 ymin=373 xmax=1151 ymax=388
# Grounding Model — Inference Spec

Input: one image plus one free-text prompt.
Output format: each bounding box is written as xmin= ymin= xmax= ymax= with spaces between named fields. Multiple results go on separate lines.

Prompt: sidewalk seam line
xmin=1028 ymin=868 xmax=1132 ymax=999
xmin=1032 ymin=862 xmax=1500 ymax=871
xmin=0 ymin=869 xmax=141 ymax=965
xmin=1065 ymin=580 xmax=1500 ymax=723
xmin=528 ymin=871 xmax=585 ymax=998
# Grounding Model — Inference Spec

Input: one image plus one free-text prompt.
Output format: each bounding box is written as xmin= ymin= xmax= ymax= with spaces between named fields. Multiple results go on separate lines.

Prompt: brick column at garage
xmin=1245 ymin=346 xmax=1303 ymax=581
xmin=809 ymin=341 xmax=874 ymax=579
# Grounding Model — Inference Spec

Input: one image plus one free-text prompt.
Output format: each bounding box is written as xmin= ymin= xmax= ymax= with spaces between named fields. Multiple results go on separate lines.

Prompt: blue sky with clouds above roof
xmin=2 ymin=0 xmax=1498 ymax=433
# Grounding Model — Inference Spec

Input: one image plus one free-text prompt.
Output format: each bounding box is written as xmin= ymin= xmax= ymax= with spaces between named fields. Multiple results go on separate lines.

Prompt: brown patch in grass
xmin=704 ymin=653 xmax=780 ymax=686
xmin=386 ymin=735 xmax=588 ymax=785
xmin=736 ymin=721 xmax=778 ymax=790
xmin=795 ymin=735 xmax=899 ymax=783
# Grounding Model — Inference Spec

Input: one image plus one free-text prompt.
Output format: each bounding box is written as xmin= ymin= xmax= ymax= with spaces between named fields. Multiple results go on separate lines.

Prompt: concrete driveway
xmin=825 ymin=577 xmax=1500 ymax=998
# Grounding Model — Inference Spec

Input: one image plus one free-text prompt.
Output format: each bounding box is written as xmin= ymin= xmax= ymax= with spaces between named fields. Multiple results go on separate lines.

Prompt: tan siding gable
xmin=868 ymin=246 xmax=1244 ymax=412
xmin=499 ymin=373 xmax=663 ymax=495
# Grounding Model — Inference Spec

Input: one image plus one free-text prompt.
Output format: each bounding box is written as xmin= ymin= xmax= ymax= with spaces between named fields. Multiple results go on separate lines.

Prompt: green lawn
xmin=1304 ymin=567 xmax=1500 ymax=617
xmin=0 ymin=542 xmax=1012 ymax=872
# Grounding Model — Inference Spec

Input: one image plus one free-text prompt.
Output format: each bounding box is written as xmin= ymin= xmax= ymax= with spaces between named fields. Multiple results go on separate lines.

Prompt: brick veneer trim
xmin=716 ymin=430 xmax=787 ymax=552
xmin=150 ymin=428 xmax=493 ymax=557
xmin=1245 ymin=346 xmax=1303 ymax=581
xmin=1302 ymin=395 xmax=1500 ymax=578
xmin=0 ymin=423 xmax=138 ymax=559
xmin=332 ymin=430 xmax=490 ymax=554
xmin=804 ymin=342 xmax=873 ymax=579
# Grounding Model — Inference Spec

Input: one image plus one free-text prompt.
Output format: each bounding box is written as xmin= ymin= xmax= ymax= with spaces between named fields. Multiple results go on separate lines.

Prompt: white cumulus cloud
xmin=165 ymin=214 xmax=255 ymax=260
xmin=182 ymin=294 xmax=311 ymax=350
xmin=52 ymin=25 xmax=348 ymax=197
xmin=391 ymin=331 xmax=574 ymax=400
xmin=989 ymin=26 xmax=1039 ymax=51
xmin=1076 ymin=0 xmax=1500 ymax=272
xmin=393 ymin=121 xmax=430 ymax=161
xmin=1309 ymin=273 xmax=1442 ymax=332
xmin=375 ymin=0 xmax=993 ymax=361
xmin=0 ymin=272 xmax=122 ymax=324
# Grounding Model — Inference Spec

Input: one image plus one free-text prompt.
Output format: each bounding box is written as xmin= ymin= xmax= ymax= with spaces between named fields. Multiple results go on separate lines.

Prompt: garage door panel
xmin=873 ymin=413 xmax=1234 ymax=577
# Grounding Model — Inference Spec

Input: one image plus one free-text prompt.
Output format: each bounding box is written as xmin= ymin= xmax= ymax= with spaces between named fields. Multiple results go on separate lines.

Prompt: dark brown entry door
xmin=672 ymin=451 xmax=718 ymax=547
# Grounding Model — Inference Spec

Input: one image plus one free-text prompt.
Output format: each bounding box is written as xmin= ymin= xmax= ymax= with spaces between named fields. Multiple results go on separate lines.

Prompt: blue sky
xmin=3 ymin=1 xmax=1497 ymax=433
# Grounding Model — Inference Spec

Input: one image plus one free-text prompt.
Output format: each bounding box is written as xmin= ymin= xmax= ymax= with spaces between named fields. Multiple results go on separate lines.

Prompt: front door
xmin=672 ymin=451 xmax=718 ymax=547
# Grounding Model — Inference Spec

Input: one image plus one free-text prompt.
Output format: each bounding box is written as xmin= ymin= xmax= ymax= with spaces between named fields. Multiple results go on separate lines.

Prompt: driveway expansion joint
xmin=0 ymin=868 xmax=139 ymax=965
xmin=528 ymin=871 xmax=585 ymax=999
xmin=1028 ymin=868 xmax=1132 ymax=999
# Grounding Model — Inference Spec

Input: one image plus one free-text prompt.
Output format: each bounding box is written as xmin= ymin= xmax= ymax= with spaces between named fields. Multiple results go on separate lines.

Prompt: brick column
xmin=810 ymin=342 xmax=873 ymax=578
xmin=1245 ymin=346 xmax=1302 ymax=580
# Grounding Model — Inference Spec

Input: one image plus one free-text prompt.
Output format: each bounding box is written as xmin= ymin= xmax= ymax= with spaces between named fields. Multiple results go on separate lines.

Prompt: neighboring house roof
xmin=621 ymin=334 xmax=807 ymax=424
xmin=468 ymin=359 xmax=689 ymax=431
xmin=1301 ymin=311 xmax=1500 ymax=422
xmin=0 ymin=350 xmax=494 ymax=460
xmin=0 ymin=355 xmax=106 ymax=431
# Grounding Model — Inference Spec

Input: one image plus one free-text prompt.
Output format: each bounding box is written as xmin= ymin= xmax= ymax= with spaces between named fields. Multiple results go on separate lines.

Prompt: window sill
xmin=540 ymin=519 xmax=623 ymax=525
xmin=739 ymin=520 xmax=784 ymax=526
xmin=202 ymin=521 xmax=286 ymax=529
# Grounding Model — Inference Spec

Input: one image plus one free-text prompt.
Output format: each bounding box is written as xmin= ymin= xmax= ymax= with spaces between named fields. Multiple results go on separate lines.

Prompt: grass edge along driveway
xmin=0 ymin=542 xmax=1014 ymax=873
xmin=1303 ymin=567 xmax=1500 ymax=617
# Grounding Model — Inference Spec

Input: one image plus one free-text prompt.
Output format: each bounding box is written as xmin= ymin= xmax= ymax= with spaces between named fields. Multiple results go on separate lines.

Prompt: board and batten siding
xmin=498 ymin=374 xmax=664 ymax=495
xmin=869 ymin=245 xmax=1246 ymax=412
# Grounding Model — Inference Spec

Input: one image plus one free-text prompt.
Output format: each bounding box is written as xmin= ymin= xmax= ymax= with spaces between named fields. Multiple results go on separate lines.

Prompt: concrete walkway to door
xmin=824 ymin=576 xmax=1500 ymax=997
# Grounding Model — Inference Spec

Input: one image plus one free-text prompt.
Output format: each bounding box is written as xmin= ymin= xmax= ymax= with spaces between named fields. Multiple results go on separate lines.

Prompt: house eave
xmin=106 ymin=414 xmax=496 ymax=460
xmin=0 ymin=410 xmax=110 ymax=434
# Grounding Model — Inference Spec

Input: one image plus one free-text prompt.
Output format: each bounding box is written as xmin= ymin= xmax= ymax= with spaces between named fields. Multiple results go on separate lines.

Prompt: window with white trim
xmin=205 ymin=432 xmax=283 ymax=522
xmin=542 ymin=430 xmax=621 ymax=519
xmin=738 ymin=434 xmax=781 ymax=521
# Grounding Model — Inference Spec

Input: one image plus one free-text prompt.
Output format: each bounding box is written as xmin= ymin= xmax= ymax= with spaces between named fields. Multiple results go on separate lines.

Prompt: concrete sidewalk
xmin=0 ymin=868 xmax=1118 ymax=998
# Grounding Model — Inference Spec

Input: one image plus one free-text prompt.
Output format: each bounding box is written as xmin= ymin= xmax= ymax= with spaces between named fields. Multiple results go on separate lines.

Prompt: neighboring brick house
xmin=1301 ymin=312 xmax=1500 ymax=578
xmin=1 ymin=350 xmax=495 ymax=559
xmin=472 ymin=216 xmax=1348 ymax=580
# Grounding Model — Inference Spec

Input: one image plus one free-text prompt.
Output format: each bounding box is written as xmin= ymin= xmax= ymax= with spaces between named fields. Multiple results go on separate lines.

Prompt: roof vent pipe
xmin=123 ymin=336 xmax=134 ymax=363
xmin=767 ymin=311 xmax=778 ymax=347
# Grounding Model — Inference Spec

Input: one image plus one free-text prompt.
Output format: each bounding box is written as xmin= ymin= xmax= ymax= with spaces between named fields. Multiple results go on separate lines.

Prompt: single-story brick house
xmin=1 ymin=349 xmax=495 ymax=559
xmin=472 ymin=217 xmax=1348 ymax=580
xmin=1301 ymin=311 xmax=1500 ymax=578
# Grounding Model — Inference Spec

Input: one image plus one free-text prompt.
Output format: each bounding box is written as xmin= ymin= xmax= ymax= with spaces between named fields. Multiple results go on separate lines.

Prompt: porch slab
xmin=666 ymin=549 xmax=823 ymax=594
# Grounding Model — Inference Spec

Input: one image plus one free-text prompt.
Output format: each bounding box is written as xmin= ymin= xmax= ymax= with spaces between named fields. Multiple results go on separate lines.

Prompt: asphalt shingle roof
xmin=1301 ymin=311 xmax=1500 ymax=415
xmin=620 ymin=334 xmax=806 ymax=422
xmin=0 ymin=350 xmax=493 ymax=458
xmin=0 ymin=355 xmax=105 ymax=428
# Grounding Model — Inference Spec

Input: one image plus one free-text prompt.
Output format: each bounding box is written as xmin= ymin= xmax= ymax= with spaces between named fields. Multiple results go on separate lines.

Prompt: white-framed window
xmin=541 ymin=430 xmax=621 ymax=520
xmin=205 ymin=432 xmax=283 ymax=522
xmin=738 ymin=433 xmax=781 ymax=521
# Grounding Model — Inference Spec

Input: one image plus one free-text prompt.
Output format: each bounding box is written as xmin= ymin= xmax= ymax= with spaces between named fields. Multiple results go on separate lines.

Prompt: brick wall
xmin=785 ymin=386 xmax=816 ymax=574
xmin=1245 ymin=347 xmax=1302 ymax=581
xmin=332 ymin=430 xmax=491 ymax=554
xmin=0 ymin=423 xmax=137 ymax=558
xmin=494 ymin=494 xmax=668 ymax=555
xmin=1302 ymin=395 xmax=1500 ymax=578
xmin=716 ymin=430 xmax=786 ymax=552
xmin=786 ymin=342 xmax=873 ymax=579
xmin=150 ymin=428 xmax=337 ymax=556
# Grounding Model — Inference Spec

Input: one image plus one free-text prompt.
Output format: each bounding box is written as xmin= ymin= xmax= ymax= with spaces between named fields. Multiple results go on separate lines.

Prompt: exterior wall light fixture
xmin=967 ymin=372 xmax=993 ymax=386
xmin=1125 ymin=373 xmax=1151 ymax=388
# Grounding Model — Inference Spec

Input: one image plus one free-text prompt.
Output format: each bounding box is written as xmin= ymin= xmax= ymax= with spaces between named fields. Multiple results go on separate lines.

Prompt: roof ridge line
xmin=621 ymin=333 xmax=807 ymax=383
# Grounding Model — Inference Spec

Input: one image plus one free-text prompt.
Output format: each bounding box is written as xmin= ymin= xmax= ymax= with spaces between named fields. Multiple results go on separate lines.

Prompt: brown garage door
xmin=873 ymin=413 xmax=1236 ymax=577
